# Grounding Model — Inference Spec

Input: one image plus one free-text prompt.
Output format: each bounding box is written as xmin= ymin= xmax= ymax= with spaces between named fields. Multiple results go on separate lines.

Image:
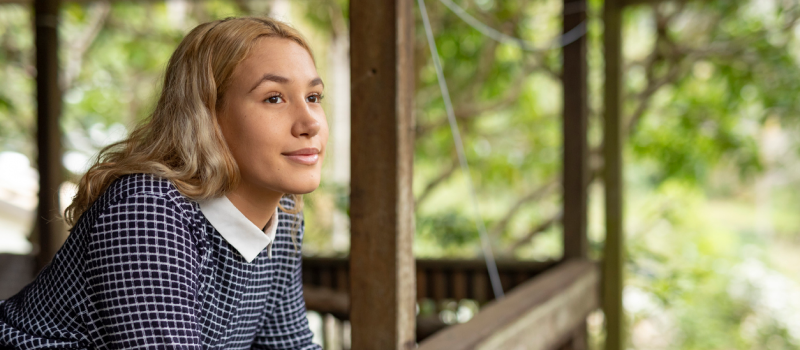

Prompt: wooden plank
xmin=562 ymin=0 xmax=589 ymax=262
xmin=431 ymin=270 xmax=448 ymax=300
xmin=603 ymin=0 xmax=625 ymax=349
xmin=319 ymin=267 xmax=333 ymax=289
xmin=349 ymin=0 xmax=415 ymax=348
xmin=416 ymin=269 xmax=428 ymax=300
xmin=452 ymin=270 xmax=467 ymax=301
xmin=33 ymin=0 xmax=63 ymax=272
xmin=304 ymin=285 xmax=350 ymax=319
xmin=418 ymin=260 xmax=599 ymax=350
xmin=335 ymin=265 xmax=348 ymax=292
xmin=432 ymin=270 xmax=447 ymax=301
xmin=472 ymin=271 xmax=488 ymax=303
xmin=499 ymin=272 xmax=512 ymax=293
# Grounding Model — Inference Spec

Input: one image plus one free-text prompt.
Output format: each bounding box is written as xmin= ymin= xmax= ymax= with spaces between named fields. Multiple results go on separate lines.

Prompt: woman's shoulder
xmin=105 ymin=173 xmax=182 ymax=200
xmin=90 ymin=173 xmax=199 ymax=223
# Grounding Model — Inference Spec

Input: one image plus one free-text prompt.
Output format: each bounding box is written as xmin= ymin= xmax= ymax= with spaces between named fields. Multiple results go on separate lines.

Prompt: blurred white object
xmin=0 ymin=152 xmax=37 ymax=254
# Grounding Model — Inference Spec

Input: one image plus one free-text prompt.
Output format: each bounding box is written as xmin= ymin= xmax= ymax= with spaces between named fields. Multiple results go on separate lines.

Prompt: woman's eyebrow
xmin=249 ymin=73 xmax=289 ymax=93
xmin=248 ymin=74 xmax=324 ymax=92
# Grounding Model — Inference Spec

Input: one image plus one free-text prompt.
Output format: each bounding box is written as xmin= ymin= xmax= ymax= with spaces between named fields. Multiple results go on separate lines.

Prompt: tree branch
xmin=60 ymin=1 xmax=111 ymax=91
xmin=416 ymin=62 xmax=553 ymax=137
xmin=504 ymin=210 xmax=562 ymax=255
xmin=415 ymin=156 xmax=459 ymax=207
xmin=626 ymin=63 xmax=682 ymax=135
xmin=502 ymin=2 xmax=800 ymax=255
xmin=488 ymin=179 xmax=559 ymax=238
xmin=504 ymin=163 xmax=601 ymax=252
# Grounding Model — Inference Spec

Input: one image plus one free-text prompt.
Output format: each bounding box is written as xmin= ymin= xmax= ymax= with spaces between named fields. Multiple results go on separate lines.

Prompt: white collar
xmin=198 ymin=196 xmax=279 ymax=262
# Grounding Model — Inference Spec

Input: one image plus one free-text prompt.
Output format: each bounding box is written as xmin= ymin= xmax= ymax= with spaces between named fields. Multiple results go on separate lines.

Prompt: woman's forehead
xmin=246 ymin=38 xmax=314 ymax=71
xmin=234 ymin=38 xmax=318 ymax=88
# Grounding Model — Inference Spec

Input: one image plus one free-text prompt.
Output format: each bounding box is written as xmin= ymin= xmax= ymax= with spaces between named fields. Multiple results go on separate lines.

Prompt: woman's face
xmin=218 ymin=37 xmax=328 ymax=196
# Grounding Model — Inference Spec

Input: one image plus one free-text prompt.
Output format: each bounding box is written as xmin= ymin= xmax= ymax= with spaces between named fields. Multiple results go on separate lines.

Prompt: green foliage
xmin=408 ymin=0 xmax=800 ymax=348
xmin=416 ymin=212 xmax=481 ymax=257
xmin=0 ymin=5 xmax=35 ymax=156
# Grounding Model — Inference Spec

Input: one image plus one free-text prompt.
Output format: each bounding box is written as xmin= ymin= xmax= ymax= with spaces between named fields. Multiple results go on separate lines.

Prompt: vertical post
xmin=34 ymin=0 xmax=63 ymax=272
xmin=349 ymin=0 xmax=416 ymax=349
xmin=603 ymin=0 xmax=624 ymax=349
xmin=562 ymin=0 xmax=588 ymax=262
xmin=562 ymin=0 xmax=588 ymax=349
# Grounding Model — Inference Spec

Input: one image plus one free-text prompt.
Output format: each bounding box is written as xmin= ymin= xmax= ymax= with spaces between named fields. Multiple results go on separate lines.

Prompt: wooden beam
xmin=562 ymin=1 xmax=590 ymax=347
xmin=349 ymin=0 xmax=415 ymax=349
xmin=562 ymin=0 xmax=589 ymax=262
xmin=34 ymin=0 xmax=63 ymax=272
xmin=418 ymin=260 xmax=600 ymax=350
xmin=603 ymin=0 xmax=625 ymax=348
xmin=304 ymin=285 xmax=350 ymax=319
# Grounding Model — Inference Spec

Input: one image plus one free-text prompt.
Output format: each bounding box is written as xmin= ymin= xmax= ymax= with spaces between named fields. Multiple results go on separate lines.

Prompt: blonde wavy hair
xmin=65 ymin=16 xmax=313 ymax=228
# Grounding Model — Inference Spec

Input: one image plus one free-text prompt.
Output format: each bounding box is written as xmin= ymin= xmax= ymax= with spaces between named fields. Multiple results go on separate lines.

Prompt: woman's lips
xmin=282 ymin=148 xmax=320 ymax=165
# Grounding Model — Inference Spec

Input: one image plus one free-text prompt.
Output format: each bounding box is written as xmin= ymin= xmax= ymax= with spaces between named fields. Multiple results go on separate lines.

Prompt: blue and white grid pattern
xmin=0 ymin=173 xmax=320 ymax=350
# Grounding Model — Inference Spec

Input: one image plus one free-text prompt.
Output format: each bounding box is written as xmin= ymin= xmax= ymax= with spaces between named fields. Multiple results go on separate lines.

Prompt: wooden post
xmin=562 ymin=0 xmax=588 ymax=263
xmin=34 ymin=0 xmax=63 ymax=272
xmin=562 ymin=0 xmax=589 ymax=348
xmin=349 ymin=0 xmax=416 ymax=349
xmin=603 ymin=0 xmax=624 ymax=349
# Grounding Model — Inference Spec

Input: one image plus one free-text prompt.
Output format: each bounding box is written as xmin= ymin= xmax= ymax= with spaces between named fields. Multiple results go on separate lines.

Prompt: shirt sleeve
xmin=82 ymin=192 xmax=203 ymax=349
xmin=252 ymin=219 xmax=321 ymax=350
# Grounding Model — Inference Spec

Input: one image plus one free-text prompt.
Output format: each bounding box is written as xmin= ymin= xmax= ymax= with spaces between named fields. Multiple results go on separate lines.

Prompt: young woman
xmin=0 ymin=17 xmax=326 ymax=349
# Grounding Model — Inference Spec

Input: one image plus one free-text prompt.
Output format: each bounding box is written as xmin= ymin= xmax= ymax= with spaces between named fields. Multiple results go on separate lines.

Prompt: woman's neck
xmin=225 ymin=183 xmax=282 ymax=229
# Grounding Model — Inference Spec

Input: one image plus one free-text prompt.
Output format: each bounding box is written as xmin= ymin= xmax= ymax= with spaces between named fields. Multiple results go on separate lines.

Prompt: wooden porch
xmin=7 ymin=0 xmax=664 ymax=348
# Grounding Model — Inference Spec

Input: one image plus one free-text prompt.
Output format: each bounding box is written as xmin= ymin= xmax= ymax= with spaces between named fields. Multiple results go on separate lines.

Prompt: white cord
xmin=438 ymin=0 xmax=587 ymax=52
xmin=418 ymin=0 xmax=505 ymax=300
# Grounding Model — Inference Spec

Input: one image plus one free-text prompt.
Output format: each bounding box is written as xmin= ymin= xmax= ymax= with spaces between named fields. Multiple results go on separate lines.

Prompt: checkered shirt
xmin=0 ymin=173 xmax=320 ymax=350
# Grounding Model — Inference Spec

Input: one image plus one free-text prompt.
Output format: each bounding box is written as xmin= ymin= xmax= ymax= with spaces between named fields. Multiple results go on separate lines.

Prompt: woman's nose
xmin=291 ymin=105 xmax=321 ymax=138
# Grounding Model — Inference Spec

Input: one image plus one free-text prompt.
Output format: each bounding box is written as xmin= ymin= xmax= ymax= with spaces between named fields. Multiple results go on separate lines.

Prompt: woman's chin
xmin=281 ymin=182 xmax=320 ymax=195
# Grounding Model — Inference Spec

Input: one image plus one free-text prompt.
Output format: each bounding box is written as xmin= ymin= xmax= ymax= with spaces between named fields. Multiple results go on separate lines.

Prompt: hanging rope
xmin=417 ymin=0 xmax=506 ymax=300
xmin=438 ymin=0 xmax=587 ymax=52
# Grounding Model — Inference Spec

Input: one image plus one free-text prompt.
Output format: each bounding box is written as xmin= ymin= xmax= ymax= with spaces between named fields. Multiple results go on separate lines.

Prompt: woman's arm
xmin=83 ymin=192 xmax=203 ymax=349
xmin=252 ymin=218 xmax=320 ymax=350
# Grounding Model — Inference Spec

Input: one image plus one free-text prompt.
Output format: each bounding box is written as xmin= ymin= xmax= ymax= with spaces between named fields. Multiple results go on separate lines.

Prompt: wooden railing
xmin=301 ymin=257 xmax=575 ymax=343
xmin=418 ymin=260 xmax=599 ymax=350
xmin=302 ymin=257 xmax=557 ymax=303
xmin=302 ymin=257 xmax=599 ymax=348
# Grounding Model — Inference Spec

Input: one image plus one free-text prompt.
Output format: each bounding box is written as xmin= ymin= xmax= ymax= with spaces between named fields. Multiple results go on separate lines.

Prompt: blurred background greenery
xmin=1 ymin=0 xmax=799 ymax=348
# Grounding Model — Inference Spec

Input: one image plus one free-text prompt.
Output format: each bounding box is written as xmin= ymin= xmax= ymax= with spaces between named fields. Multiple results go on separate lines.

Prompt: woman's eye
xmin=265 ymin=95 xmax=284 ymax=104
xmin=307 ymin=94 xmax=324 ymax=103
